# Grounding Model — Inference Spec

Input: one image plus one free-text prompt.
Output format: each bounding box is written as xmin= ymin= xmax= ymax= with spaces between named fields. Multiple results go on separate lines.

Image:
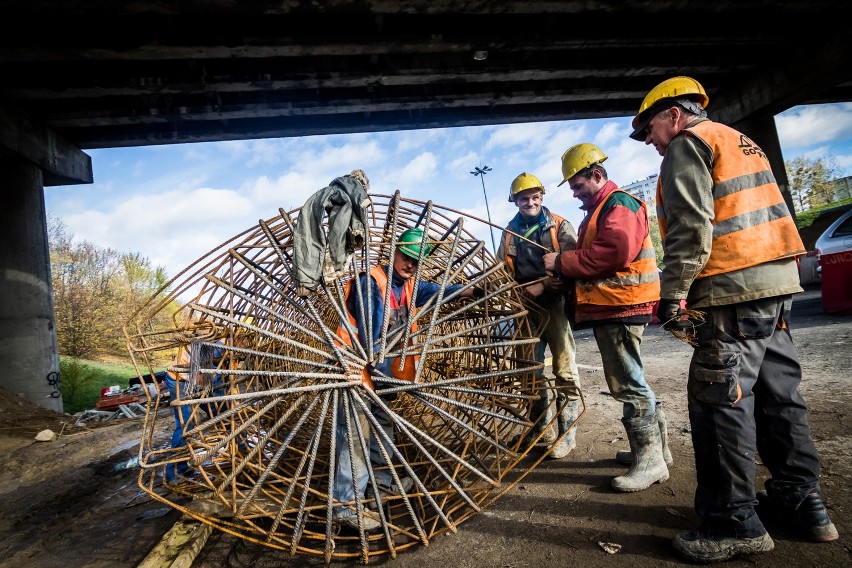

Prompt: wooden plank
xmin=137 ymin=516 xmax=212 ymax=568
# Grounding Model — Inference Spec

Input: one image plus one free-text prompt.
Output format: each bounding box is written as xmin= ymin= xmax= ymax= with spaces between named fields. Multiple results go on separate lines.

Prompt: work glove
xmin=472 ymin=286 xmax=486 ymax=299
xmin=543 ymin=275 xmax=564 ymax=292
xmin=657 ymin=299 xmax=687 ymax=331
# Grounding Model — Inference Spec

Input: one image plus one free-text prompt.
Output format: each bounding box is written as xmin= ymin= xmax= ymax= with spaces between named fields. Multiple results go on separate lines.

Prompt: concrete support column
xmin=0 ymin=156 xmax=63 ymax=412
xmin=729 ymin=114 xmax=797 ymax=225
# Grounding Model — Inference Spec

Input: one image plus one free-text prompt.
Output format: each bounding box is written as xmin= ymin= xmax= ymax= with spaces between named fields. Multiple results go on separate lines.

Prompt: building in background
xmin=622 ymin=174 xmax=658 ymax=217
xmin=833 ymin=175 xmax=852 ymax=202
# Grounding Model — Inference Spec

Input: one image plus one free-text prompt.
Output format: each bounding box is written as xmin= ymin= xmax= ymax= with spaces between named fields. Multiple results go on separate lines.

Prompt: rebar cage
xmin=125 ymin=191 xmax=560 ymax=563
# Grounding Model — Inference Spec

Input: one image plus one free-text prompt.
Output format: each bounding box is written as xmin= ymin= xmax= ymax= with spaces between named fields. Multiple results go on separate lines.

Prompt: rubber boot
xmin=547 ymin=397 xmax=580 ymax=459
xmin=611 ymin=413 xmax=669 ymax=492
xmin=615 ymin=403 xmax=673 ymax=466
xmin=511 ymin=385 xmax=555 ymax=447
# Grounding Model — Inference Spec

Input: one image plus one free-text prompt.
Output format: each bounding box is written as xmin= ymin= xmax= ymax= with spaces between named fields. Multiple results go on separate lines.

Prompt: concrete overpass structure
xmin=2 ymin=1 xmax=850 ymax=410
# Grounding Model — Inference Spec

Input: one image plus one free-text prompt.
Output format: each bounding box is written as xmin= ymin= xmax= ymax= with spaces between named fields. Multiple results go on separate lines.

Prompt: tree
xmin=647 ymin=217 xmax=665 ymax=269
xmin=110 ymin=252 xmax=173 ymax=354
xmin=51 ymin=237 xmax=121 ymax=358
xmin=786 ymin=155 xmax=841 ymax=212
xmin=58 ymin=357 xmax=99 ymax=406
xmin=47 ymin=216 xmax=175 ymax=359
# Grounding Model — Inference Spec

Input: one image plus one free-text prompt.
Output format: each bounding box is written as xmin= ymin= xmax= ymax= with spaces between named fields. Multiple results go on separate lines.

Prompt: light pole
xmin=471 ymin=165 xmax=496 ymax=251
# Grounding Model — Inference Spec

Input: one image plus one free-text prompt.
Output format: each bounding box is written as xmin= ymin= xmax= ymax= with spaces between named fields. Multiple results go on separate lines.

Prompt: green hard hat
xmin=397 ymin=227 xmax=432 ymax=259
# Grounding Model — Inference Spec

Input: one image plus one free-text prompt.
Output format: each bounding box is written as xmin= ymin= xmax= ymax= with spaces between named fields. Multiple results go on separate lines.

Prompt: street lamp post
xmin=471 ymin=165 xmax=496 ymax=251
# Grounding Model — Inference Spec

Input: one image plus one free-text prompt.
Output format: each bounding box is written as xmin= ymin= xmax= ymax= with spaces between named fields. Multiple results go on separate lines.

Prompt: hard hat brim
xmin=630 ymin=99 xmax=674 ymax=141
xmin=630 ymin=97 xmax=706 ymax=141
xmin=399 ymin=246 xmax=422 ymax=260
xmin=629 ymin=110 xmax=654 ymax=141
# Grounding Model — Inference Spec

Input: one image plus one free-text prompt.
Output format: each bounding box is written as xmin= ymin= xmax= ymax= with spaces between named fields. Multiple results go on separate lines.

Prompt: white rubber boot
xmin=547 ymin=398 xmax=580 ymax=460
xmin=615 ymin=403 xmax=673 ymax=466
xmin=611 ymin=413 xmax=669 ymax=492
xmin=511 ymin=386 xmax=556 ymax=447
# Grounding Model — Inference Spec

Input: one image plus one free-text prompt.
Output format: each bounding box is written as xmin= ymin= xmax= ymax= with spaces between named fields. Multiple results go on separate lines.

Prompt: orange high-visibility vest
xmin=657 ymin=121 xmax=805 ymax=278
xmin=503 ymin=212 xmax=566 ymax=275
xmin=576 ymin=191 xmax=660 ymax=306
xmin=166 ymin=347 xmax=190 ymax=382
xmin=335 ymin=266 xmax=419 ymax=389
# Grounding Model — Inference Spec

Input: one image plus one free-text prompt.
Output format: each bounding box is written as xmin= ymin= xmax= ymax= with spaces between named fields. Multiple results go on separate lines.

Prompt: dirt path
xmin=0 ymin=288 xmax=849 ymax=567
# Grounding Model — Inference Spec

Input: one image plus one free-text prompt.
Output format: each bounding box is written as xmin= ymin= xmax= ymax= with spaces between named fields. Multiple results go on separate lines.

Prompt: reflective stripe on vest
xmin=335 ymin=265 xmax=419 ymax=387
xmin=656 ymin=121 xmax=805 ymax=278
xmin=576 ymin=191 xmax=660 ymax=306
xmin=504 ymin=212 xmax=565 ymax=275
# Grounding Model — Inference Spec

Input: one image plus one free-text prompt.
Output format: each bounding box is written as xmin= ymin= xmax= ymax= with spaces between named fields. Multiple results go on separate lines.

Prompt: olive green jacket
xmin=658 ymin=118 xmax=802 ymax=308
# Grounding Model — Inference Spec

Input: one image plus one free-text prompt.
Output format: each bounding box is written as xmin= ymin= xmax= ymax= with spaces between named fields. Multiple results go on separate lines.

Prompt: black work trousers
xmin=687 ymin=295 xmax=821 ymax=538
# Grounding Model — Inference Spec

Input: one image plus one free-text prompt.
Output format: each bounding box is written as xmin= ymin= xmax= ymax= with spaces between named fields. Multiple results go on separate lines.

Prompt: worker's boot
xmin=547 ymin=397 xmax=580 ymax=460
xmin=511 ymin=386 xmax=555 ymax=447
xmin=615 ymin=402 xmax=672 ymax=466
xmin=164 ymin=458 xmax=192 ymax=486
xmin=757 ymin=490 xmax=839 ymax=542
xmin=611 ymin=413 xmax=669 ymax=492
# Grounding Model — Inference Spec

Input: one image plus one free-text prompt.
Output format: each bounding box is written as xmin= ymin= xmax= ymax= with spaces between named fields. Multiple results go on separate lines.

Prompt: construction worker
xmin=543 ymin=143 xmax=669 ymax=493
xmin=332 ymin=227 xmax=483 ymax=531
xmin=630 ymin=75 xmax=838 ymax=562
xmin=163 ymin=339 xmax=225 ymax=485
xmin=497 ymin=172 xmax=581 ymax=459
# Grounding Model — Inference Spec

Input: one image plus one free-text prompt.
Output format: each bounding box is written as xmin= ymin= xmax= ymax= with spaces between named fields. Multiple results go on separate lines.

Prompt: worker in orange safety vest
xmin=630 ymin=75 xmax=837 ymax=562
xmin=543 ymin=142 xmax=667 ymax=494
xmin=331 ymin=226 xmax=482 ymax=531
xmin=163 ymin=339 xmax=225 ymax=485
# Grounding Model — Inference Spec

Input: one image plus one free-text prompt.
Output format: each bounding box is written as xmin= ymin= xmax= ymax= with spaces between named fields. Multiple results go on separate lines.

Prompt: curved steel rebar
xmin=125 ymin=191 xmax=568 ymax=563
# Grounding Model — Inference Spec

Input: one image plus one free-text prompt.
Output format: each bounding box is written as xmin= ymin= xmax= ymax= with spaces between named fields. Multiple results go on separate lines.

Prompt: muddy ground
xmin=0 ymin=287 xmax=849 ymax=568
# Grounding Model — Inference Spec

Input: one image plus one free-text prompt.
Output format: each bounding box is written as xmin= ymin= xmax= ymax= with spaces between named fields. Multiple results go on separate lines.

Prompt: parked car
xmin=815 ymin=207 xmax=852 ymax=274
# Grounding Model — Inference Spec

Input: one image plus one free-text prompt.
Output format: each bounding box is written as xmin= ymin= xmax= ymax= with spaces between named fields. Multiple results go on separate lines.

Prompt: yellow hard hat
xmin=630 ymin=76 xmax=709 ymax=141
xmin=225 ymin=315 xmax=255 ymax=338
xmin=558 ymin=143 xmax=608 ymax=187
xmin=508 ymin=172 xmax=545 ymax=202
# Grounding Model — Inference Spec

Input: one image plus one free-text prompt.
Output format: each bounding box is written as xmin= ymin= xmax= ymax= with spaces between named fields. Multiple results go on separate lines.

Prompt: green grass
xmin=59 ymin=356 xmax=163 ymax=414
xmin=796 ymin=197 xmax=852 ymax=229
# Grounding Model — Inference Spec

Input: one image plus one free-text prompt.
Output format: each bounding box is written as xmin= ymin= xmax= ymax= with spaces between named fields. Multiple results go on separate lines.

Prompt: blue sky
xmin=45 ymin=102 xmax=852 ymax=279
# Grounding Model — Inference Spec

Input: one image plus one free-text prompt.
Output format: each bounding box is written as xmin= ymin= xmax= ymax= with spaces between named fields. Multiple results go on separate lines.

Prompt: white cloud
xmin=60 ymin=186 xmax=256 ymax=274
xmin=835 ymin=152 xmax=852 ymax=175
xmin=395 ymin=128 xmax=444 ymax=152
xmin=594 ymin=120 xmax=626 ymax=147
xmin=448 ymin=151 xmax=481 ymax=180
xmin=776 ymin=103 xmax=852 ymax=151
xmin=243 ymin=139 xmax=282 ymax=167
xmin=397 ymin=152 xmax=438 ymax=188
xmin=485 ymin=122 xmax=550 ymax=151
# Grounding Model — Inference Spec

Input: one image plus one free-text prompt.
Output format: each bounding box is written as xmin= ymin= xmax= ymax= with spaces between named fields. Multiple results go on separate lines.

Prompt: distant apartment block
xmin=834 ymin=175 xmax=852 ymax=201
xmin=622 ymin=174 xmax=658 ymax=216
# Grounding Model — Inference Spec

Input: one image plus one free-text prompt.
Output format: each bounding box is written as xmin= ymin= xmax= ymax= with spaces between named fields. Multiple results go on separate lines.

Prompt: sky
xmin=44 ymin=102 xmax=852 ymax=280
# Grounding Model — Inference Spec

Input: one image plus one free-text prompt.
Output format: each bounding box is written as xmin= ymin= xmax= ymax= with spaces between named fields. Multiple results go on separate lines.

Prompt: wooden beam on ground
xmin=137 ymin=515 xmax=212 ymax=568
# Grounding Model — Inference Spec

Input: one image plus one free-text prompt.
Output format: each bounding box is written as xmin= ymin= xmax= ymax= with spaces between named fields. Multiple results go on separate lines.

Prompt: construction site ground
xmin=0 ymin=286 xmax=849 ymax=568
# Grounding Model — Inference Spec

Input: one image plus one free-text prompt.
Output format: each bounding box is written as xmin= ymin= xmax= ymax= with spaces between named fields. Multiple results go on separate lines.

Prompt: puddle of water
xmin=114 ymin=456 xmax=140 ymax=471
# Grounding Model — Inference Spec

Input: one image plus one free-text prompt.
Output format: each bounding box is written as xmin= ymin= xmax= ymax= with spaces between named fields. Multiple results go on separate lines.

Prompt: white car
xmin=815 ymin=207 xmax=852 ymax=274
